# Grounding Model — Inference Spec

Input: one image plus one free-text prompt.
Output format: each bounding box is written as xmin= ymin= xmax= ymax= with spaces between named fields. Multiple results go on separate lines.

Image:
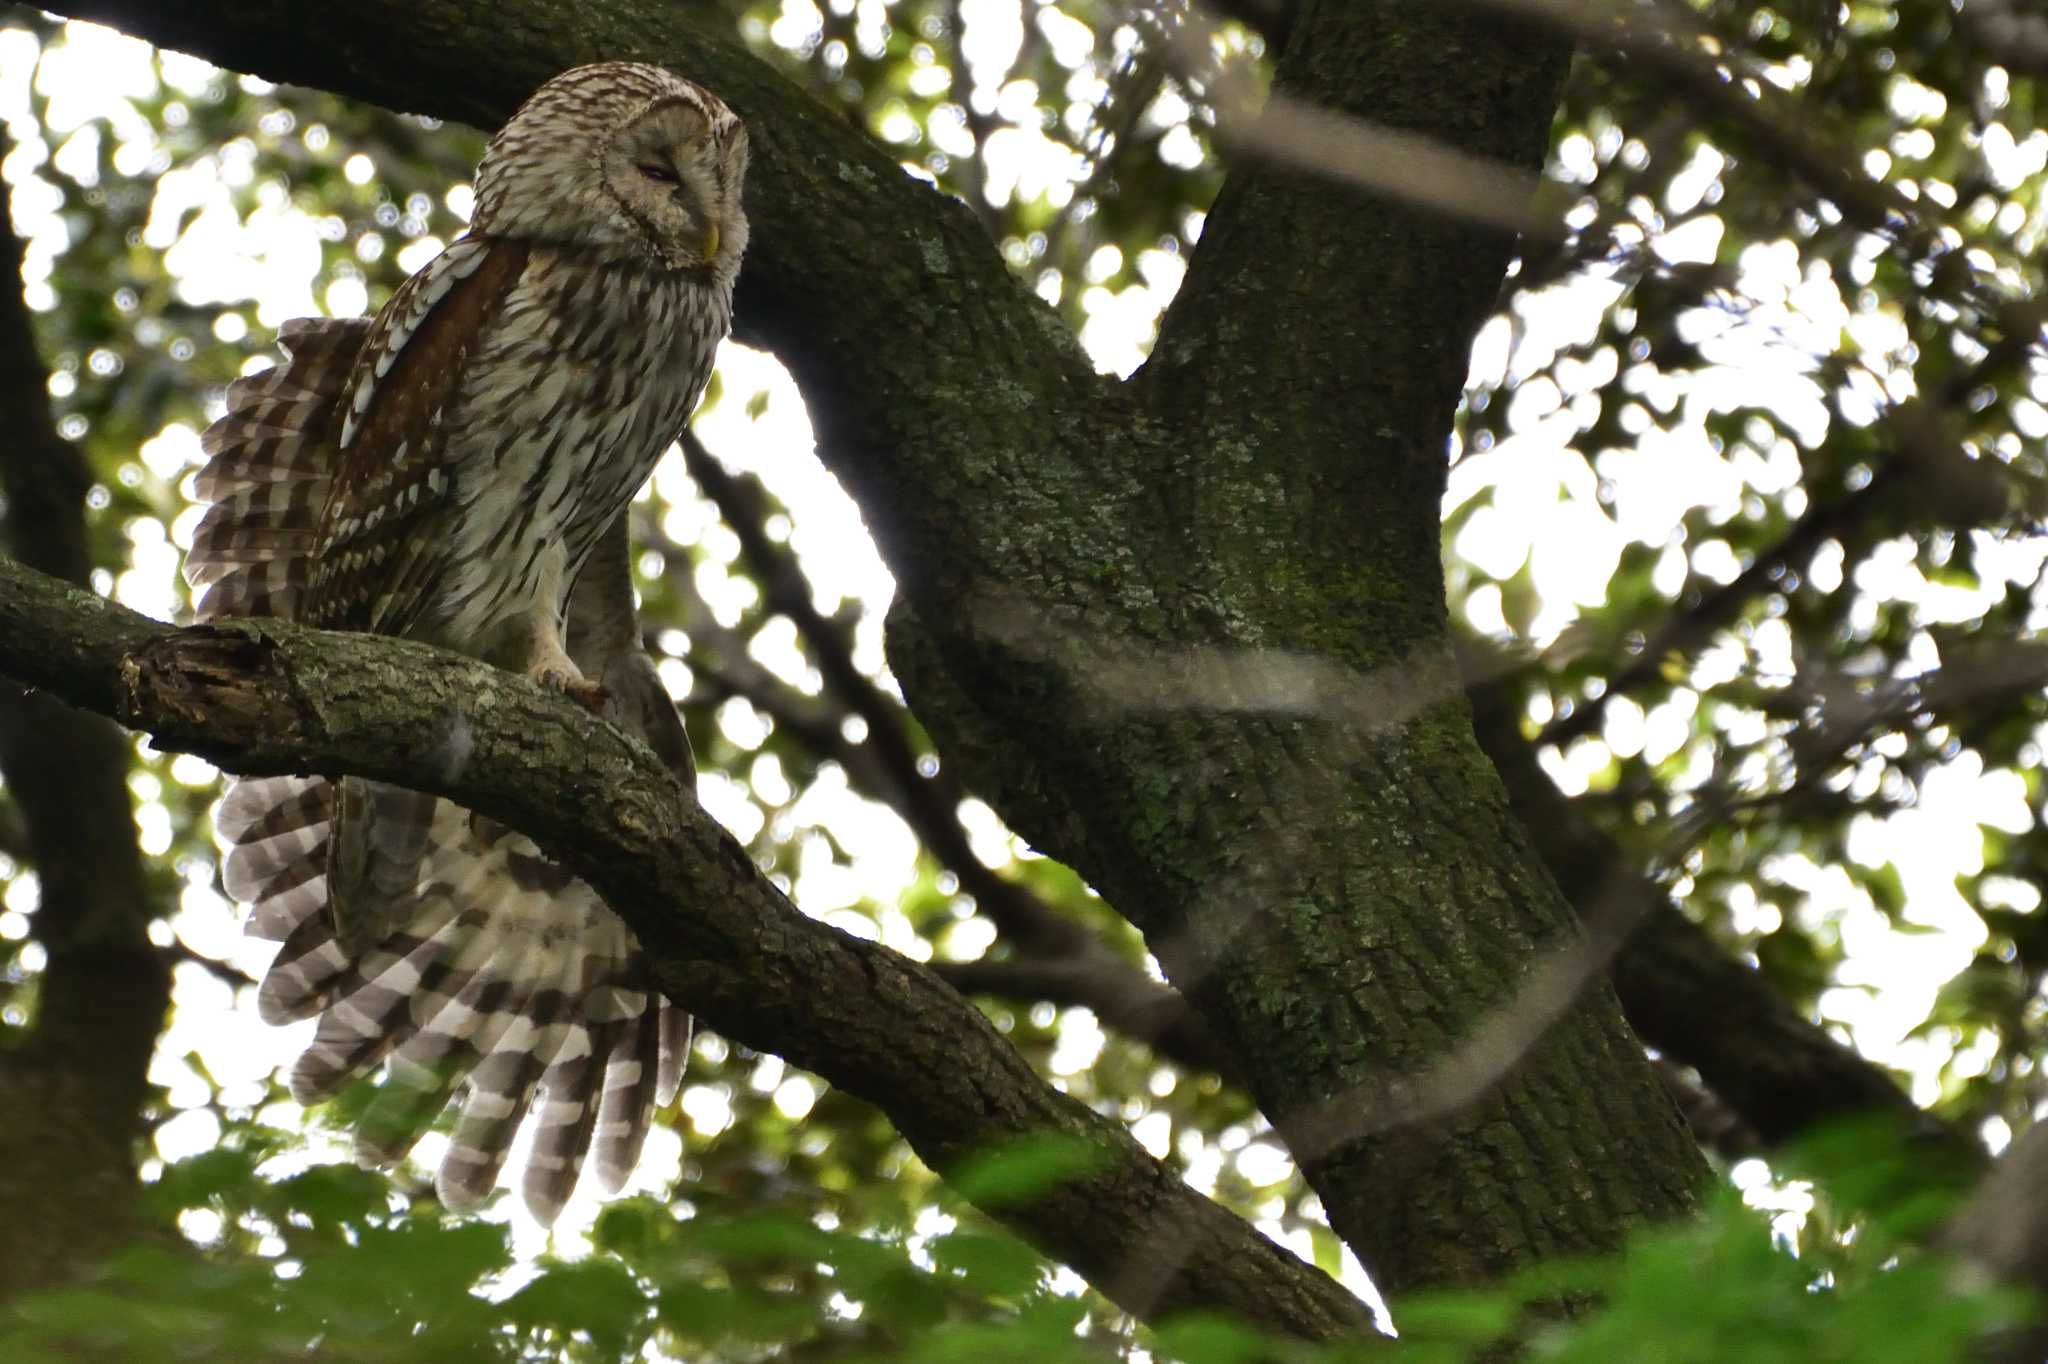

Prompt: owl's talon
xmin=530 ymin=663 xmax=610 ymax=713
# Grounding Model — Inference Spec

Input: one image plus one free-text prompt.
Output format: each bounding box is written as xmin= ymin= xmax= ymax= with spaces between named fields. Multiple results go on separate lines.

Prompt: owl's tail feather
xmin=521 ymin=948 xmax=690 ymax=1220
xmin=218 ymin=774 xmax=334 ymax=953
xmin=594 ymin=1004 xmax=665 ymax=1195
xmin=437 ymin=1013 xmax=553 ymax=1212
xmin=237 ymin=792 xmax=689 ymax=1221
xmin=657 ymin=1006 xmax=692 ymax=1124
xmin=524 ymin=1030 xmax=610 ymax=1224
xmin=288 ymin=897 xmax=482 ymax=1103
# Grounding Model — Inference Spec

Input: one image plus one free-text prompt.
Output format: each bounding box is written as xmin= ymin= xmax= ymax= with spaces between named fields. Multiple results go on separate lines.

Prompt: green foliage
xmin=1389 ymin=1122 xmax=2031 ymax=1364
xmin=2 ymin=1119 xmax=2027 ymax=1363
xmin=0 ymin=1125 xmax=1135 ymax=1362
xmin=2 ymin=1135 xmax=517 ymax=1363
xmin=946 ymin=1131 xmax=1115 ymax=1207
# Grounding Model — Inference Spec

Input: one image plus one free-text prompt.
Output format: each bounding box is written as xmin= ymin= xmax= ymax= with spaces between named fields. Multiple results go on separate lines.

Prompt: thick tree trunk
xmin=875 ymin=4 xmax=1706 ymax=1291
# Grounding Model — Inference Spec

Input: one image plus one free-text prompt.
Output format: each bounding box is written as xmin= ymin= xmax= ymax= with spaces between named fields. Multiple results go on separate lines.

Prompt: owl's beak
xmin=702 ymin=223 xmax=721 ymax=260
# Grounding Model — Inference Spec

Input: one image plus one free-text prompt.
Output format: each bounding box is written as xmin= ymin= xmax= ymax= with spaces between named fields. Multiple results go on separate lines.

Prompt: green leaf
xmin=1150 ymin=1312 xmax=1276 ymax=1364
xmin=504 ymin=1260 xmax=650 ymax=1354
xmin=927 ymin=1231 xmax=1043 ymax=1298
xmin=946 ymin=1133 xmax=1113 ymax=1208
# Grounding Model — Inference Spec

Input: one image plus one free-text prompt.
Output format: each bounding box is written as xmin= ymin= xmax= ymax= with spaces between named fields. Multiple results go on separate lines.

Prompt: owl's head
xmin=472 ymin=62 xmax=749 ymax=279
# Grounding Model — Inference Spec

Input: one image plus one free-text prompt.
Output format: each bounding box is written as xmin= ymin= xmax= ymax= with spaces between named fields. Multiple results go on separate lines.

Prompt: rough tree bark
xmin=25 ymin=0 xmax=1708 ymax=1305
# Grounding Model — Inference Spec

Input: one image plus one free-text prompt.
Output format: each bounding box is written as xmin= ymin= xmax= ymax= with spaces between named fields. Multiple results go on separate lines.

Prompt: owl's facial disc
xmin=602 ymin=98 xmax=738 ymax=272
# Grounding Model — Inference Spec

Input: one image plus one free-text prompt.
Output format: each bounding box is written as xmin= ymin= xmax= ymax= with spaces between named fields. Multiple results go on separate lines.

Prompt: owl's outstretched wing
xmin=187 ymin=316 xmax=369 ymax=623
xmin=185 ymin=309 xmax=436 ymax=956
xmin=187 ymin=318 xmax=368 ymax=948
xmin=186 ymin=316 xmax=691 ymax=1224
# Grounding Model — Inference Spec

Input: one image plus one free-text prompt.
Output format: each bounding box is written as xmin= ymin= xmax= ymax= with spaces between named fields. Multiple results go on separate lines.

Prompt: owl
xmin=181 ymin=62 xmax=749 ymax=1221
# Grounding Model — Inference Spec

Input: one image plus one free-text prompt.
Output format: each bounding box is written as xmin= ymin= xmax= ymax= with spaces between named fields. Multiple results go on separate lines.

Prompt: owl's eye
xmin=637 ymin=162 xmax=679 ymax=184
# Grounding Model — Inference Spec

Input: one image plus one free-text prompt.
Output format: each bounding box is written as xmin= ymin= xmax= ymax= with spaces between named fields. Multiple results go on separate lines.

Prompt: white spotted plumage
xmin=183 ymin=61 xmax=744 ymax=1222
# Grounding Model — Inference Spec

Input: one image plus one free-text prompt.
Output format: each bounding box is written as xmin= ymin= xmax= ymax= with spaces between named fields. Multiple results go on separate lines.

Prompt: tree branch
xmin=0 ymin=557 xmax=1368 ymax=1338
xmin=1204 ymin=0 xmax=1296 ymax=46
xmin=1536 ymin=465 xmax=1905 ymax=750
xmin=1946 ymin=1120 xmax=2048 ymax=1363
xmin=1539 ymin=369 xmax=2030 ymax=749
xmin=1468 ymin=0 xmax=1919 ymax=242
xmin=676 ymin=439 xmax=1108 ymax=958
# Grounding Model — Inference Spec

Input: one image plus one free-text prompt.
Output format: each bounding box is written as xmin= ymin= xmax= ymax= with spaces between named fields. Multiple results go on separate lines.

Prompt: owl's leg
xmin=523 ymin=540 xmax=608 ymax=712
xmin=567 ymin=512 xmax=697 ymax=781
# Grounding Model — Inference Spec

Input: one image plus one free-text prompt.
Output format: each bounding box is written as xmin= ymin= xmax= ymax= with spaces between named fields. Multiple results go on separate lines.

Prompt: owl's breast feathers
xmin=301 ymin=237 xmax=726 ymax=651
